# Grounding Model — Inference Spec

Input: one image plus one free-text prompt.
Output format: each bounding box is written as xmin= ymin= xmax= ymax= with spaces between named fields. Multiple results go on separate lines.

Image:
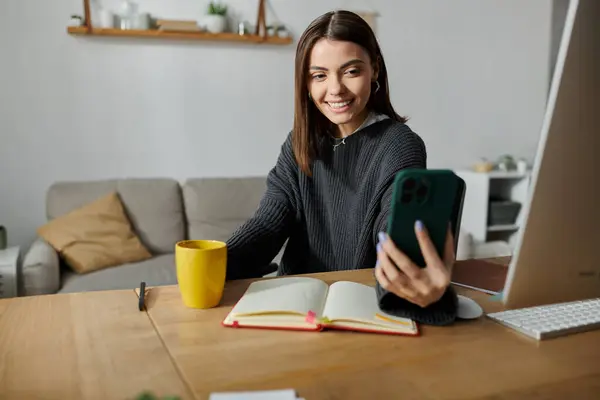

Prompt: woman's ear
xmin=372 ymin=57 xmax=381 ymax=81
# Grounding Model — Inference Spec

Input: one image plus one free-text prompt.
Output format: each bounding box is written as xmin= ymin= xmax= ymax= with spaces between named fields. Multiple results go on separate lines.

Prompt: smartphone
xmin=386 ymin=169 xmax=466 ymax=268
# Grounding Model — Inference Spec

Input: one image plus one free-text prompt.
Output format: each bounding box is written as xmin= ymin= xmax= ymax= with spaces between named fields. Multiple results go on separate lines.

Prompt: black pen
xmin=139 ymin=281 xmax=146 ymax=311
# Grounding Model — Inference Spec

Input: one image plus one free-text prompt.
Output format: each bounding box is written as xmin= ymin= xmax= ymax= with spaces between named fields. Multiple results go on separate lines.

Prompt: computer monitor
xmin=501 ymin=0 xmax=600 ymax=309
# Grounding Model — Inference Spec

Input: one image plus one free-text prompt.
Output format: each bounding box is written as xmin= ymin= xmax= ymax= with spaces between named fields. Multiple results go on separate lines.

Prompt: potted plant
xmin=69 ymin=14 xmax=83 ymax=27
xmin=203 ymin=1 xmax=228 ymax=33
xmin=496 ymin=154 xmax=517 ymax=172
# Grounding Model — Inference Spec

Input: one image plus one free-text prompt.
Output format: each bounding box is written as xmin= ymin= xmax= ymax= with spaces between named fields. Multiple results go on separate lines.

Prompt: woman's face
xmin=307 ymin=38 xmax=378 ymax=137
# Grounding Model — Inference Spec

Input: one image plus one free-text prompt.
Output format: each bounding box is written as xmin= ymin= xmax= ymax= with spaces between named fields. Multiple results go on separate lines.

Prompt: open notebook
xmin=222 ymin=277 xmax=419 ymax=336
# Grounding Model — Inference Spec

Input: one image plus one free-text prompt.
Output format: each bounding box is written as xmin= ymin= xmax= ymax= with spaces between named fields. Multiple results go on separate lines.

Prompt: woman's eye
xmin=312 ymin=74 xmax=326 ymax=81
xmin=345 ymin=68 xmax=361 ymax=76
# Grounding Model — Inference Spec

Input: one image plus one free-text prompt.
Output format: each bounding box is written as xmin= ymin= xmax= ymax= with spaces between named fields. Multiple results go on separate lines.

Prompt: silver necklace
xmin=329 ymin=111 xmax=384 ymax=151
xmin=332 ymin=136 xmax=347 ymax=151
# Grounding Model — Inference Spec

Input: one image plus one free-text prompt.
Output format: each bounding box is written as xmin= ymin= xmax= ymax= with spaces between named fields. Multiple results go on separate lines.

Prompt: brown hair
xmin=292 ymin=10 xmax=407 ymax=176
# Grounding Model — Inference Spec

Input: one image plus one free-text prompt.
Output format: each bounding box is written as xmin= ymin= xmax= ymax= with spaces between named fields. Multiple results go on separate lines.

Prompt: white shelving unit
xmin=455 ymin=170 xmax=532 ymax=249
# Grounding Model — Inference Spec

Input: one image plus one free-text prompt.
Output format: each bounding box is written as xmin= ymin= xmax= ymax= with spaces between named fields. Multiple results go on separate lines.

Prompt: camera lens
xmin=402 ymin=178 xmax=416 ymax=191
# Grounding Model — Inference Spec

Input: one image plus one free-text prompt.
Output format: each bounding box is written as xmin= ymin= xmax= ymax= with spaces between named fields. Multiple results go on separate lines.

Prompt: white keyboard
xmin=487 ymin=298 xmax=600 ymax=340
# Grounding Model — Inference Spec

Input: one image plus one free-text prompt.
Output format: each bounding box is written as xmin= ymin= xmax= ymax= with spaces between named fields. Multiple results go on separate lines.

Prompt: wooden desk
xmin=0 ymin=290 xmax=192 ymax=400
xmin=143 ymin=269 xmax=600 ymax=400
xmin=1 ymin=264 xmax=598 ymax=399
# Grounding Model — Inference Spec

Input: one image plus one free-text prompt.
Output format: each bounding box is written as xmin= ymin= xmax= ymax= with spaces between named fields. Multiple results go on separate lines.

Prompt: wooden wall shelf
xmin=69 ymin=0 xmax=292 ymax=46
xmin=67 ymin=26 xmax=293 ymax=45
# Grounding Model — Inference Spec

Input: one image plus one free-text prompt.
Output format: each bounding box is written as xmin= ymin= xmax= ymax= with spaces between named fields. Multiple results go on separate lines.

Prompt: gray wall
xmin=0 ymin=0 xmax=553 ymax=248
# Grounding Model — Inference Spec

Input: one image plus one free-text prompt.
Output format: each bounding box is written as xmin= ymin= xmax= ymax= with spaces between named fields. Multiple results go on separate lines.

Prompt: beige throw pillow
xmin=37 ymin=192 xmax=152 ymax=274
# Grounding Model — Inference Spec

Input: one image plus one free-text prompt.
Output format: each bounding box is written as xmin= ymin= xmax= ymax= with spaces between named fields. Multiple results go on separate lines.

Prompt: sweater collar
xmin=351 ymin=112 xmax=390 ymax=136
xmin=333 ymin=112 xmax=390 ymax=142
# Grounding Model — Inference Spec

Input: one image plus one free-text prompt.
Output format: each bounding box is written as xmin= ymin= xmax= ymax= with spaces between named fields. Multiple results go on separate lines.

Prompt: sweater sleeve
xmin=225 ymin=135 xmax=298 ymax=280
xmin=373 ymin=126 xmax=427 ymax=244
xmin=372 ymin=128 xmax=460 ymax=325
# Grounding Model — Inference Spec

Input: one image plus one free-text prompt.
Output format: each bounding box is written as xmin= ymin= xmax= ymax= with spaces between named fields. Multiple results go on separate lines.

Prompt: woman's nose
xmin=328 ymin=76 xmax=345 ymax=96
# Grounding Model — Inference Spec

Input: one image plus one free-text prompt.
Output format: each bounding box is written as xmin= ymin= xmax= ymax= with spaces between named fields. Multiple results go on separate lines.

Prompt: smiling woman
xmin=225 ymin=10 xmax=455 ymax=312
xmin=293 ymin=10 xmax=406 ymax=174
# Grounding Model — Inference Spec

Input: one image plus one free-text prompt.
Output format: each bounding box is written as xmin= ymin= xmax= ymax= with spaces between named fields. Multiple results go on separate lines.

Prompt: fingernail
xmin=375 ymin=260 xmax=380 ymax=268
xmin=415 ymin=220 xmax=424 ymax=231
xmin=378 ymin=231 xmax=386 ymax=243
xmin=377 ymin=243 xmax=382 ymax=253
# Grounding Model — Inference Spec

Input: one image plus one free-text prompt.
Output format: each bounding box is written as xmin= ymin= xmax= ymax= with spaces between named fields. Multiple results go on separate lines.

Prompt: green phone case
xmin=386 ymin=169 xmax=462 ymax=268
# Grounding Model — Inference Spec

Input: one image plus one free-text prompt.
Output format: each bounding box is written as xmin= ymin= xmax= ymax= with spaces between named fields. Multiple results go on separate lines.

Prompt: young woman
xmin=226 ymin=10 xmax=454 ymax=308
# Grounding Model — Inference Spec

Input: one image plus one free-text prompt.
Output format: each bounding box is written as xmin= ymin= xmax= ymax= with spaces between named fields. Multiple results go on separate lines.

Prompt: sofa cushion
xmin=21 ymin=238 xmax=61 ymax=296
xmin=58 ymin=254 xmax=177 ymax=293
xmin=38 ymin=192 xmax=152 ymax=274
xmin=182 ymin=177 xmax=267 ymax=242
xmin=46 ymin=178 xmax=185 ymax=254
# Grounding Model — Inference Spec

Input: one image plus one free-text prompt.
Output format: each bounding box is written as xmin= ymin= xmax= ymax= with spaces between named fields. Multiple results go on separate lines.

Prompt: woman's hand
xmin=374 ymin=221 xmax=455 ymax=308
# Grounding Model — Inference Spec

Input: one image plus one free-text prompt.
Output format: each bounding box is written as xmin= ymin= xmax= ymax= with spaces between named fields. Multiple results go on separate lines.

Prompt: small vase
xmin=204 ymin=15 xmax=227 ymax=33
xmin=99 ymin=9 xmax=115 ymax=28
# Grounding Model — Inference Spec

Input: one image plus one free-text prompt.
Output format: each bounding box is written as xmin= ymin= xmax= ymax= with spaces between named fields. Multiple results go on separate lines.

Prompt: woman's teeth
xmin=328 ymin=100 xmax=352 ymax=109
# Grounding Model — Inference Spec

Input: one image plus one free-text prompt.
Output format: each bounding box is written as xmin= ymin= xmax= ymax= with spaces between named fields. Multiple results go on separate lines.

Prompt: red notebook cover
xmin=222 ymin=309 xmax=420 ymax=337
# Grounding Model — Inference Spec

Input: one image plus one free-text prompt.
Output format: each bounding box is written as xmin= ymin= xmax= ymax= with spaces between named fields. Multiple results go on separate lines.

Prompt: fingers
xmin=412 ymin=221 xmax=451 ymax=292
xmin=375 ymin=256 xmax=418 ymax=302
xmin=443 ymin=225 xmax=456 ymax=268
xmin=374 ymin=259 xmax=392 ymax=288
xmin=375 ymin=261 xmax=428 ymax=308
xmin=375 ymin=226 xmax=452 ymax=308
xmin=378 ymin=232 xmax=421 ymax=280
xmin=376 ymin=242 xmax=419 ymax=298
xmin=413 ymin=220 xmax=443 ymax=268
xmin=377 ymin=247 xmax=412 ymax=289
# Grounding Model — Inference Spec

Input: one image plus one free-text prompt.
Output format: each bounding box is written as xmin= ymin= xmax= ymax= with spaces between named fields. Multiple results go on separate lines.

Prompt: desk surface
xmin=0 ymin=290 xmax=192 ymax=400
xmin=1 ymin=261 xmax=599 ymax=400
xmin=143 ymin=268 xmax=600 ymax=400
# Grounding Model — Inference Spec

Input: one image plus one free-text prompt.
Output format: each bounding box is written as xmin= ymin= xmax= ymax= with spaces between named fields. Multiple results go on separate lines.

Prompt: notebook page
xmin=229 ymin=277 xmax=329 ymax=317
xmin=209 ymin=389 xmax=298 ymax=400
xmin=322 ymin=281 xmax=412 ymax=326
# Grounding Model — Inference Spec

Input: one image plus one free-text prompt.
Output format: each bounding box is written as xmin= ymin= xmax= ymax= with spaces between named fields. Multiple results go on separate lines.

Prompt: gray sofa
xmin=20 ymin=177 xmax=276 ymax=295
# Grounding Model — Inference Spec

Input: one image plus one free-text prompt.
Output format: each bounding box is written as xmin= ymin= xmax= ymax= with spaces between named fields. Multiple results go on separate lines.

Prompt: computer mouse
xmin=456 ymin=295 xmax=484 ymax=319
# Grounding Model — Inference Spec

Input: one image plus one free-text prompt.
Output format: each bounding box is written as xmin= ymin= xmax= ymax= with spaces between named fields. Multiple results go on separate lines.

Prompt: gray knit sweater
xmin=226 ymin=118 xmax=427 ymax=280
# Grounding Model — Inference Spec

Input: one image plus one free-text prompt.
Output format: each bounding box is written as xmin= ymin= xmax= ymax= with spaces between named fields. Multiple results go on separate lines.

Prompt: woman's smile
xmin=326 ymin=99 xmax=354 ymax=113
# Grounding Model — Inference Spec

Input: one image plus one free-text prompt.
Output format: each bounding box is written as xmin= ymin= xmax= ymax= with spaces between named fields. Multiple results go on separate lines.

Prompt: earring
xmin=374 ymin=81 xmax=380 ymax=93
xmin=308 ymin=92 xmax=312 ymax=100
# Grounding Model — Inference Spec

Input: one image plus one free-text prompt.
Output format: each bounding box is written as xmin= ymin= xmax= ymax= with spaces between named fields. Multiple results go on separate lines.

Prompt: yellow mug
xmin=175 ymin=240 xmax=227 ymax=309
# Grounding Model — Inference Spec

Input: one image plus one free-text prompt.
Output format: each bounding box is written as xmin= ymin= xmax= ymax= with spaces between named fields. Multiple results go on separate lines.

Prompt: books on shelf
xmin=156 ymin=19 xmax=202 ymax=32
xmin=222 ymin=277 xmax=419 ymax=336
